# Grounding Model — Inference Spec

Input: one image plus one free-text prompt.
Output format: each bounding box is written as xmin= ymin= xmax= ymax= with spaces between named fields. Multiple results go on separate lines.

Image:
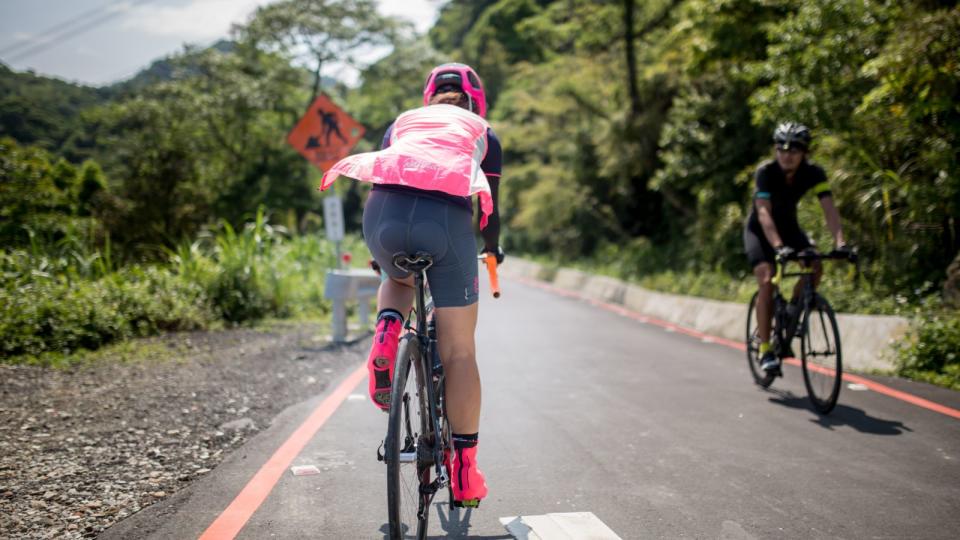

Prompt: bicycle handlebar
xmin=478 ymin=253 xmax=500 ymax=298
xmin=773 ymin=248 xmax=859 ymax=287
xmin=779 ymin=248 xmax=858 ymax=264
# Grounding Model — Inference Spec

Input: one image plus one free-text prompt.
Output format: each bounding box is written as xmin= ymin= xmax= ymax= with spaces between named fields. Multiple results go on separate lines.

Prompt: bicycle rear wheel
xmin=386 ymin=336 xmax=431 ymax=539
xmin=746 ymin=291 xmax=776 ymax=388
xmin=800 ymin=295 xmax=842 ymax=414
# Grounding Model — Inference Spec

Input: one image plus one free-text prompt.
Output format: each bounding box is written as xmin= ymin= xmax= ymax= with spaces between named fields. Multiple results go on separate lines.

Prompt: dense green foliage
xmin=0 ymin=138 xmax=108 ymax=248
xmin=896 ymin=313 xmax=960 ymax=390
xmin=1 ymin=204 xmax=363 ymax=360
xmin=0 ymin=64 xmax=108 ymax=161
xmin=427 ymin=0 xmax=959 ymax=384
xmin=454 ymin=0 xmax=959 ymax=301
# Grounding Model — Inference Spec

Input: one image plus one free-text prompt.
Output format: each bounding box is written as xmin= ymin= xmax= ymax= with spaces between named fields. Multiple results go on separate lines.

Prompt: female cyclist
xmin=319 ymin=63 xmax=502 ymax=506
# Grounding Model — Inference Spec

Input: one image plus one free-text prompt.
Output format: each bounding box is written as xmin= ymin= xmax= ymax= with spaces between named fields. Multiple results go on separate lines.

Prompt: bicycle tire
xmin=386 ymin=336 xmax=431 ymax=539
xmin=800 ymin=294 xmax=843 ymax=414
xmin=746 ymin=291 xmax=776 ymax=388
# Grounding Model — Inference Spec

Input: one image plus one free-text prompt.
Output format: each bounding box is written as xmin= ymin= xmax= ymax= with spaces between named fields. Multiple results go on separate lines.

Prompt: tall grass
xmin=1 ymin=208 xmax=366 ymax=362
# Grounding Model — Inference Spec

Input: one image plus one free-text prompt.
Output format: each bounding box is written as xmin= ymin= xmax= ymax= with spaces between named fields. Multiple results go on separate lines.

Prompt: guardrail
xmin=323 ymin=269 xmax=381 ymax=343
xmin=501 ymin=259 xmax=908 ymax=372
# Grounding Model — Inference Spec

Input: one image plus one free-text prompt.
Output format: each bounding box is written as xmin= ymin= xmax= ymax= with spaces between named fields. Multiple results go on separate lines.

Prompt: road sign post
xmin=323 ymin=194 xmax=345 ymax=268
xmin=288 ymin=94 xmax=368 ymax=338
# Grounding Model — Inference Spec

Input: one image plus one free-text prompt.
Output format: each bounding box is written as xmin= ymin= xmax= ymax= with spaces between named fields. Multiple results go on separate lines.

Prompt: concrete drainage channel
xmin=500 ymin=259 xmax=909 ymax=373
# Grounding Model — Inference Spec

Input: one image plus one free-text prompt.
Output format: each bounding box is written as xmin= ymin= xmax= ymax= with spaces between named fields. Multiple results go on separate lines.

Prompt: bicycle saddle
xmin=392 ymin=252 xmax=434 ymax=273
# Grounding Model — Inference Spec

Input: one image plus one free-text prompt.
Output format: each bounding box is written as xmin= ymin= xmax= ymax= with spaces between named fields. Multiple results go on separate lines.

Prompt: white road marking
xmin=847 ymin=383 xmax=869 ymax=391
xmin=289 ymin=465 xmax=321 ymax=476
xmin=501 ymin=512 xmax=622 ymax=539
xmin=347 ymin=393 xmax=365 ymax=400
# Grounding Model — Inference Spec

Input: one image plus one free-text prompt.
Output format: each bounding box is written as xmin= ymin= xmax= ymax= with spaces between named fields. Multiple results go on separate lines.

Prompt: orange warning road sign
xmin=287 ymin=94 xmax=365 ymax=172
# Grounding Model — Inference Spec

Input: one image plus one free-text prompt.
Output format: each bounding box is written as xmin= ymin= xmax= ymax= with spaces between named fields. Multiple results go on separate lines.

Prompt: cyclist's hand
xmin=482 ymin=246 xmax=505 ymax=265
xmin=775 ymin=245 xmax=795 ymax=263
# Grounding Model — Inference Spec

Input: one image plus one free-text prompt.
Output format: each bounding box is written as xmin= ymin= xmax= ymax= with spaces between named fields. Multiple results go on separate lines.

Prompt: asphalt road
xmin=103 ymin=277 xmax=960 ymax=539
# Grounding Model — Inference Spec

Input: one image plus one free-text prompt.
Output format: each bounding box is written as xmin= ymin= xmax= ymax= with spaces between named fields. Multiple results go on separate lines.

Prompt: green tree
xmin=239 ymin=0 xmax=402 ymax=108
xmin=0 ymin=137 xmax=101 ymax=246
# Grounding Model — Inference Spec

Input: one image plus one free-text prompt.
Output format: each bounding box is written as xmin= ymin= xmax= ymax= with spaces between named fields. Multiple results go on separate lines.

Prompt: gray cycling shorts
xmin=362 ymin=189 xmax=479 ymax=308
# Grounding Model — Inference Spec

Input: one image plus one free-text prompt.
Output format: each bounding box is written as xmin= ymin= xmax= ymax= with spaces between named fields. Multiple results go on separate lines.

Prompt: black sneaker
xmin=760 ymin=351 xmax=781 ymax=373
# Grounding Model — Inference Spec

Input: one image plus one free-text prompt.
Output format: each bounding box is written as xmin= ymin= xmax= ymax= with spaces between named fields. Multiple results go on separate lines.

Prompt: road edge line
xmin=198 ymin=363 xmax=367 ymax=540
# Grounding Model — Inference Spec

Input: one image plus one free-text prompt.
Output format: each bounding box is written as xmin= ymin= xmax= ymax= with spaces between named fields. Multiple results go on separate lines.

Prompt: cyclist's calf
xmin=434 ymin=304 xmax=481 ymax=434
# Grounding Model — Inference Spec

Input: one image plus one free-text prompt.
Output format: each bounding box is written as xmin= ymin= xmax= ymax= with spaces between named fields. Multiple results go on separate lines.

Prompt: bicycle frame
xmin=771 ymin=257 xmax=817 ymax=299
xmin=386 ymin=251 xmax=501 ymax=531
xmin=768 ymin=260 xmax=814 ymax=352
xmin=769 ymin=250 xmax=855 ymax=354
xmin=399 ymin=259 xmax=451 ymax=519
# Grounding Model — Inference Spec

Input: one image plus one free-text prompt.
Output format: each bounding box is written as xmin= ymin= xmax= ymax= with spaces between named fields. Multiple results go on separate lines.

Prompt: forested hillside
xmin=424 ymin=0 xmax=958 ymax=298
xmin=1 ymin=0 xmax=957 ymax=385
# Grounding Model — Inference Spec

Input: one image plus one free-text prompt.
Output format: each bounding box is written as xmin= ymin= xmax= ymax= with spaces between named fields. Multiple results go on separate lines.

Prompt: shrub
xmin=1 ymin=206 xmax=365 ymax=362
xmin=0 ymin=252 xmax=213 ymax=358
xmin=895 ymin=312 xmax=960 ymax=390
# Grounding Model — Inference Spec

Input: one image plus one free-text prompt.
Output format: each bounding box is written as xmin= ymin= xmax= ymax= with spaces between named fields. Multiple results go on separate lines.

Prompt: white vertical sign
xmin=323 ymin=194 xmax=345 ymax=243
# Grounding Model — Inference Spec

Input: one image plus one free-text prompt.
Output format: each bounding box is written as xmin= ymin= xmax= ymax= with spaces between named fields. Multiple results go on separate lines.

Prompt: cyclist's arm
xmin=756 ymin=199 xmax=783 ymax=249
xmin=479 ymin=128 xmax=502 ymax=253
xmin=819 ymin=195 xmax=845 ymax=248
xmin=479 ymin=175 xmax=500 ymax=251
xmin=809 ymin=173 xmax=845 ymax=248
xmin=754 ymin=165 xmax=783 ymax=249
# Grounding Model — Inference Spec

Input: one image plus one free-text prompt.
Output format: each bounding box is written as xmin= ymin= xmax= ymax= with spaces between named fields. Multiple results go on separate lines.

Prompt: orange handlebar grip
xmin=483 ymin=253 xmax=500 ymax=298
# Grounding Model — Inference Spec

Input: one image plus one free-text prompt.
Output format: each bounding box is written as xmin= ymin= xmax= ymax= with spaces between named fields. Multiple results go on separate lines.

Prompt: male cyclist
xmin=743 ymin=123 xmax=848 ymax=373
xmin=320 ymin=63 xmax=502 ymax=506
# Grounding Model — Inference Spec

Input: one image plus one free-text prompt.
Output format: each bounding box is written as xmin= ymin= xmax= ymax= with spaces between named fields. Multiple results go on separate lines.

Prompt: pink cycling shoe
xmin=450 ymin=443 xmax=487 ymax=507
xmin=367 ymin=314 xmax=402 ymax=411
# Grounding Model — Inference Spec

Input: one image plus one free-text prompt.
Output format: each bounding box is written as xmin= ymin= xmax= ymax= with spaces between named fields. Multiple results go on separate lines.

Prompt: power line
xmin=0 ymin=0 xmax=130 ymax=56
xmin=1 ymin=0 xmax=157 ymax=64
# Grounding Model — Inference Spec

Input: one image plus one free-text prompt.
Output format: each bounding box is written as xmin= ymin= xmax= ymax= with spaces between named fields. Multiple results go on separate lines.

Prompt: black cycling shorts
xmin=363 ymin=189 xmax=479 ymax=308
xmin=743 ymin=225 xmax=812 ymax=268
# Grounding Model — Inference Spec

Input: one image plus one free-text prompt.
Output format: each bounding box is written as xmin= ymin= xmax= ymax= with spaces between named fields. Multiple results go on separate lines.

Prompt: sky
xmin=0 ymin=0 xmax=442 ymax=86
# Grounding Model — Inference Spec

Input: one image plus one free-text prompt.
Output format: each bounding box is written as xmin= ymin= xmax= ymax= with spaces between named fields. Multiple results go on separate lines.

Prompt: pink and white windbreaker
xmin=319 ymin=104 xmax=495 ymax=228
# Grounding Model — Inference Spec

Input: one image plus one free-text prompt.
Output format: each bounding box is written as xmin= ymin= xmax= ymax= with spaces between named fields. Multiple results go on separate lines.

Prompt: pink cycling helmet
xmin=423 ymin=63 xmax=487 ymax=118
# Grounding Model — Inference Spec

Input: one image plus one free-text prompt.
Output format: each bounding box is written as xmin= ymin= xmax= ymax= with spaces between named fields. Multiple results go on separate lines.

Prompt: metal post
xmin=331 ymin=299 xmax=347 ymax=342
xmin=357 ymin=297 xmax=371 ymax=328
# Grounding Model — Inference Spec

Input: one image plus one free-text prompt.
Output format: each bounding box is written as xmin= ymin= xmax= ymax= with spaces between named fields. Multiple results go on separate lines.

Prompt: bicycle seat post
xmin=392 ymin=252 xmax=434 ymax=337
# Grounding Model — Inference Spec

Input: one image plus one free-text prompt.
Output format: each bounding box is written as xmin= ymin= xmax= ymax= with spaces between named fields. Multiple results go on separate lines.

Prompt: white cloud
xmin=377 ymin=0 xmax=439 ymax=34
xmin=121 ymin=0 xmax=273 ymax=41
xmin=121 ymin=0 xmax=438 ymax=42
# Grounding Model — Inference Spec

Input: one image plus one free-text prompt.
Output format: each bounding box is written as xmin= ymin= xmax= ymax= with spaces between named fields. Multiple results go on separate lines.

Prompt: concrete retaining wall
xmin=500 ymin=259 xmax=908 ymax=372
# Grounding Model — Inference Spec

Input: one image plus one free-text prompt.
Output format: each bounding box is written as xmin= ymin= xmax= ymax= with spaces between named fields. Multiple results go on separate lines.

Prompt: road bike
xmin=379 ymin=252 xmax=499 ymax=540
xmin=746 ymin=249 xmax=857 ymax=414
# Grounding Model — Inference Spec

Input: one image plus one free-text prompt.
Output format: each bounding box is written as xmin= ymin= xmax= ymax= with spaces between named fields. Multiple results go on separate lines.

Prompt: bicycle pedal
xmin=452 ymin=499 xmax=480 ymax=508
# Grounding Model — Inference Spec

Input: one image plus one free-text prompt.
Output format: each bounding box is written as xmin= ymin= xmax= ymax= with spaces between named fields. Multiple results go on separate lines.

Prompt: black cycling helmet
xmin=773 ymin=122 xmax=812 ymax=151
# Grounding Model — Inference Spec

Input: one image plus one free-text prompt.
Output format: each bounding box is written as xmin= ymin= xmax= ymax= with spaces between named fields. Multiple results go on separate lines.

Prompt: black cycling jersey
xmin=743 ymin=159 xmax=832 ymax=267
xmin=746 ymin=159 xmax=831 ymax=240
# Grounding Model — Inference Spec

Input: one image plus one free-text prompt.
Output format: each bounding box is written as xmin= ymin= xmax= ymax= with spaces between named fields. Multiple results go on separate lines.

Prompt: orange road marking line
xmin=842 ymin=372 xmax=960 ymax=420
xmin=199 ymin=364 xmax=367 ymax=540
xmin=514 ymin=276 xmax=960 ymax=421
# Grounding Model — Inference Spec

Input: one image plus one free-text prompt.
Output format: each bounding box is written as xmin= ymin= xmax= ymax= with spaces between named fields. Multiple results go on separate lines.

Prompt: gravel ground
xmin=0 ymin=323 xmax=367 ymax=539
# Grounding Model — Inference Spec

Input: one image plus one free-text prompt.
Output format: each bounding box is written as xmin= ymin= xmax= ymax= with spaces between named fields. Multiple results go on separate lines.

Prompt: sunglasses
xmin=775 ymin=144 xmax=806 ymax=153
